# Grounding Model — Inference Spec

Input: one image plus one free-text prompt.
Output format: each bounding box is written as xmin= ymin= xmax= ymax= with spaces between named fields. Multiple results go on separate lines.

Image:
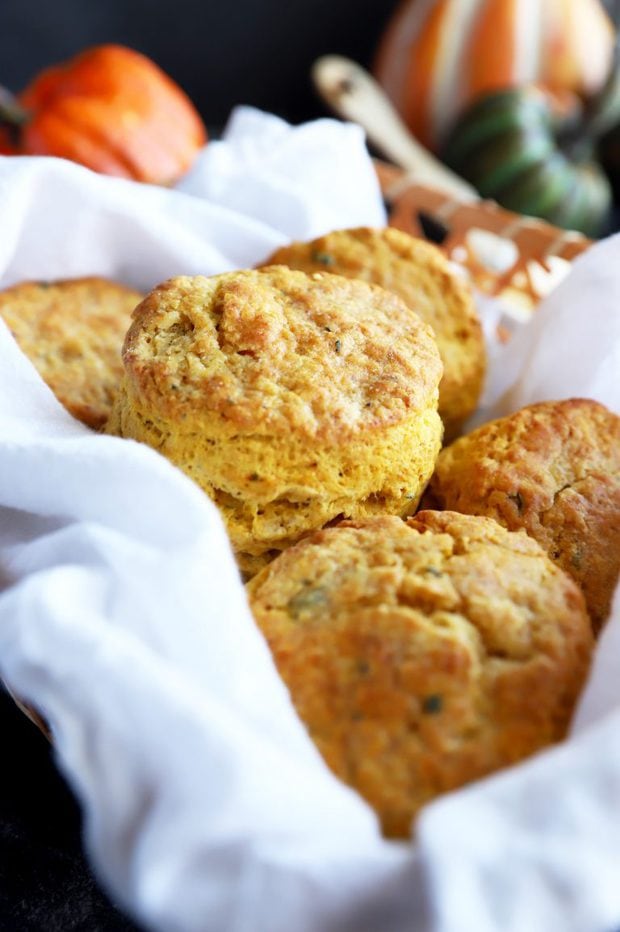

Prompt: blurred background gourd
xmin=0 ymin=44 xmax=207 ymax=184
xmin=375 ymin=0 xmax=620 ymax=235
xmin=375 ymin=0 xmax=615 ymax=150
xmin=440 ymin=84 xmax=616 ymax=236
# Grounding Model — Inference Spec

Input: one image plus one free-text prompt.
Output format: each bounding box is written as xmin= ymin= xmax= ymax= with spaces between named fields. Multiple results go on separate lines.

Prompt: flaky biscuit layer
xmin=108 ymin=267 xmax=444 ymax=565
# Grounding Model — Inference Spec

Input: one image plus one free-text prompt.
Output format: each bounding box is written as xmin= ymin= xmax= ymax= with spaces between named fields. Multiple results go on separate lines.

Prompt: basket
xmin=376 ymin=160 xmax=592 ymax=326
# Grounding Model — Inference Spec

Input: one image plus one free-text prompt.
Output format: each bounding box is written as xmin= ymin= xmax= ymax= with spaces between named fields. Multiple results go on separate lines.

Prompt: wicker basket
xmin=376 ymin=160 xmax=592 ymax=324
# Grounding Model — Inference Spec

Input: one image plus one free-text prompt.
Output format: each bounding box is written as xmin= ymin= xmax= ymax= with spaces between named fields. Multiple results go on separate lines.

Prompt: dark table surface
xmin=0 ymin=687 xmax=139 ymax=930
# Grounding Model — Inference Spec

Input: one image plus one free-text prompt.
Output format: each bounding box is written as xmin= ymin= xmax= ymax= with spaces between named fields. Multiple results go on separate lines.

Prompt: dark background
xmin=0 ymin=0 xmax=402 ymax=127
xmin=0 ymin=2 xmax=400 ymax=929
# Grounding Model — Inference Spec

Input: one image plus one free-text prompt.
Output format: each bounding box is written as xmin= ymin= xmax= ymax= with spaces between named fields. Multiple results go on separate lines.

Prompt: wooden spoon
xmin=312 ymin=55 xmax=478 ymax=203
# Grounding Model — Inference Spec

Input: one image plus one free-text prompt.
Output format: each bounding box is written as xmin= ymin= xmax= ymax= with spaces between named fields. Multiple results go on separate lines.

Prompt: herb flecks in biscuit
xmin=107 ymin=267 xmax=444 ymax=574
xmin=425 ymin=399 xmax=620 ymax=633
xmin=248 ymin=511 xmax=593 ymax=837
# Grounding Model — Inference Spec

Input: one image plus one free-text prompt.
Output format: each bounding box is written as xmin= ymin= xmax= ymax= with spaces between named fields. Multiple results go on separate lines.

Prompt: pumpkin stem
xmin=555 ymin=44 xmax=620 ymax=164
xmin=0 ymin=86 xmax=30 ymax=142
xmin=581 ymin=38 xmax=620 ymax=143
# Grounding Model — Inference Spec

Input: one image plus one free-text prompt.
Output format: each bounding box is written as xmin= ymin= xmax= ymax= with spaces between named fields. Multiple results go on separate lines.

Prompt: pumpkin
xmin=375 ymin=0 xmax=615 ymax=151
xmin=441 ymin=85 xmax=612 ymax=236
xmin=0 ymin=45 xmax=207 ymax=184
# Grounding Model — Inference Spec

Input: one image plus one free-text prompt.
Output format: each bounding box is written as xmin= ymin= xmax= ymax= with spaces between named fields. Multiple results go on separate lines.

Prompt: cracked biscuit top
xmin=247 ymin=511 xmax=593 ymax=837
xmin=262 ymin=226 xmax=485 ymax=440
xmin=425 ymin=399 xmax=620 ymax=632
xmin=110 ymin=267 xmax=444 ymax=568
xmin=121 ymin=266 xmax=443 ymax=444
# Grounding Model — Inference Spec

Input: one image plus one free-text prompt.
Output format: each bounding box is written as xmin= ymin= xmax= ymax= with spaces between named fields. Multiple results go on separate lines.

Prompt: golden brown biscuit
xmin=262 ymin=227 xmax=486 ymax=440
xmin=107 ymin=267 xmax=443 ymax=572
xmin=424 ymin=399 xmax=620 ymax=633
xmin=0 ymin=277 xmax=142 ymax=429
xmin=247 ymin=511 xmax=593 ymax=837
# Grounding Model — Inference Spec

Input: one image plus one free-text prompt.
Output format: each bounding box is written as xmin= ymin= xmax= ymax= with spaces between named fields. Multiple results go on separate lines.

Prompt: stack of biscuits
xmin=2 ymin=224 xmax=618 ymax=838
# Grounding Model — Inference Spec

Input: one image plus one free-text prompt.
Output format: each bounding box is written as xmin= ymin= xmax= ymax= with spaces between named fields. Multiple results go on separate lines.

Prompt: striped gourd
xmin=441 ymin=86 xmax=612 ymax=236
xmin=375 ymin=0 xmax=615 ymax=150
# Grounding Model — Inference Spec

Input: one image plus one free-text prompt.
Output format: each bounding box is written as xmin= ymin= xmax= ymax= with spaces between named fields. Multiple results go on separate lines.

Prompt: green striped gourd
xmin=441 ymin=86 xmax=611 ymax=237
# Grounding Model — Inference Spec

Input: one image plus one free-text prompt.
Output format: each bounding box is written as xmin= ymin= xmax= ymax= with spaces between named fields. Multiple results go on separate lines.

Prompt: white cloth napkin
xmin=0 ymin=107 xmax=619 ymax=932
xmin=177 ymin=107 xmax=386 ymax=242
xmin=476 ymin=236 xmax=620 ymax=419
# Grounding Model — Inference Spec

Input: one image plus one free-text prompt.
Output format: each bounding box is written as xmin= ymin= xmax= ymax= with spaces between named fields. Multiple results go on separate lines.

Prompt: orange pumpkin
xmin=375 ymin=0 xmax=615 ymax=150
xmin=0 ymin=44 xmax=207 ymax=184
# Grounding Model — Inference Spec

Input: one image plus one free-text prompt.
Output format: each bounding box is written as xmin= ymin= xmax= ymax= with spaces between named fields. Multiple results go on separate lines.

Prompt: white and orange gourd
xmin=375 ymin=0 xmax=615 ymax=150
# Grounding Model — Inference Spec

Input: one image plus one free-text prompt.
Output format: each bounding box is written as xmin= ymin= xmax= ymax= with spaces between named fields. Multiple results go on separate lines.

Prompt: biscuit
xmin=247 ymin=511 xmax=593 ymax=837
xmin=107 ymin=267 xmax=443 ymax=572
xmin=0 ymin=277 xmax=142 ymax=429
xmin=263 ymin=227 xmax=486 ymax=440
xmin=424 ymin=399 xmax=620 ymax=633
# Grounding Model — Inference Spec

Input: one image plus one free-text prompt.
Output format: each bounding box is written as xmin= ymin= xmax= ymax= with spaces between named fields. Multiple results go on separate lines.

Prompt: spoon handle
xmin=312 ymin=55 xmax=478 ymax=203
